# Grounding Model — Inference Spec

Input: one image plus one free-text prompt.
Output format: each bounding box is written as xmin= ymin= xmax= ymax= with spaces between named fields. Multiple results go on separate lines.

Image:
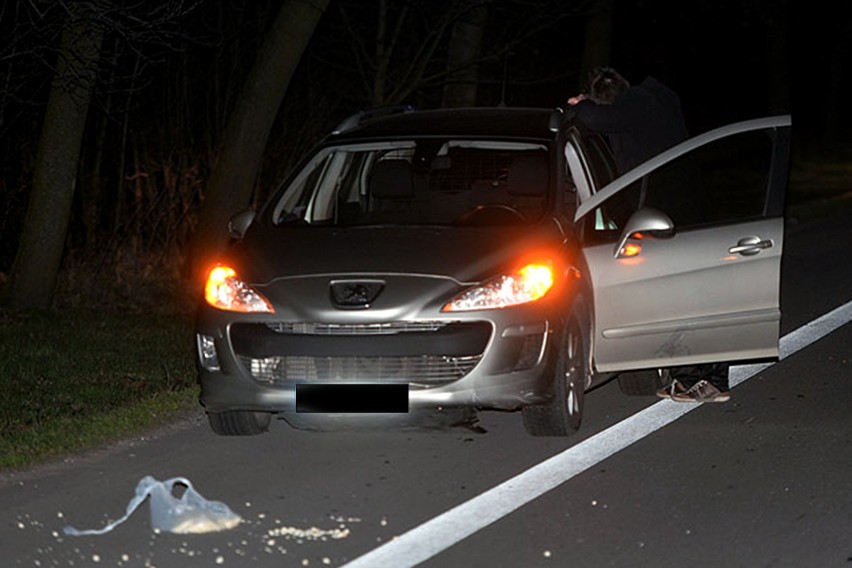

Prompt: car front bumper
xmin=196 ymin=307 xmax=564 ymax=415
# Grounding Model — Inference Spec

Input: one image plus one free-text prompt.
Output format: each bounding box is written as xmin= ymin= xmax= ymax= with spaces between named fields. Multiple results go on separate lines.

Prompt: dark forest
xmin=0 ymin=0 xmax=834 ymax=311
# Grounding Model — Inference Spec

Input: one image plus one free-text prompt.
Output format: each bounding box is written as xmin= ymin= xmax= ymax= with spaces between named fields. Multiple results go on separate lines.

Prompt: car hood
xmin=233 ymin=221 xmax=566 ymax=285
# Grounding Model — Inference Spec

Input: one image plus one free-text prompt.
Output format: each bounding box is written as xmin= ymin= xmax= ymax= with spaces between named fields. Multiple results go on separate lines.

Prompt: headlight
xmin=204 ymin=265 xmax=274 ymax=313
xmin=442 ymin=262 xmax=555 ymax=312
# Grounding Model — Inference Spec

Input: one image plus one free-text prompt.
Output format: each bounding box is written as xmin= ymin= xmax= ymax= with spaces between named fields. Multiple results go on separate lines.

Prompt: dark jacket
xmin=572 ymin=76 xmax=689 ymax=174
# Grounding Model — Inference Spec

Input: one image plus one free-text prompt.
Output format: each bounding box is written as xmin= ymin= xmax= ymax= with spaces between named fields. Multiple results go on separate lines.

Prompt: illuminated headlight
xmin=197 ymin=334 xmax=220 ymax=371
xmin=204 ymin=265 xmax=274 ymax=313
xmin=442 ymin=262 xmax=555 ymax=312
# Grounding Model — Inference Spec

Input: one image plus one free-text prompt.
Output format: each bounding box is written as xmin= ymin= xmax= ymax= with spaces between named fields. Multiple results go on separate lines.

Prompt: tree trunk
xmin=189 ymin=0 xmax=330 ymax=283
xmin=441 ymin=4 xmax=488 ymax=108
xmin=578 ymin=0 xmax=614 ymax=84
xmin=3 ymin=3 xmax=104 ymax=310
xmin=82 ymin=44 xmax=116 ymax=250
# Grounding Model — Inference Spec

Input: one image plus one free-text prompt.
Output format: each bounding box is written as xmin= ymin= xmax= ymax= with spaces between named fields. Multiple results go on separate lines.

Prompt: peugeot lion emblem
xmin=330 ymin=280 xmax=385 ymax=309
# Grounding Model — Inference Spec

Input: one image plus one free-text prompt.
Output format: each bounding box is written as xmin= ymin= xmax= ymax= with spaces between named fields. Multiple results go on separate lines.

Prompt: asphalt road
xmin=3 ymin=210 xmax=851 ymax=568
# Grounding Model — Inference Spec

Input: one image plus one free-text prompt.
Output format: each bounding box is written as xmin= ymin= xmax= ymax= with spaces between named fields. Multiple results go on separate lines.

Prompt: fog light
xmin=514 ymin=333 xmax=545 ymax=371
xmin=197 ymin=334 xmax=220 ymax=371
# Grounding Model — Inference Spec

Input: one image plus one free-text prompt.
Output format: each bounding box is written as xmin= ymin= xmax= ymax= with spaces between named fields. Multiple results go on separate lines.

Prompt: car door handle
xmin=728 ymin=236 xmax=774 ymax=256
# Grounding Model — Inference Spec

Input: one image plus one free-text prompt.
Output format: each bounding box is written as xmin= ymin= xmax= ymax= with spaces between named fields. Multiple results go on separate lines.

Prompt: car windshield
xmin=271 ymin=140 xmax=550 ymax=227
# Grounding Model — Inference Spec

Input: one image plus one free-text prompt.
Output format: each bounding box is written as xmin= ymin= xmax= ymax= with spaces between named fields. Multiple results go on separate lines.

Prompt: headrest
xmin=370 ymin=159 xmax=414 ymax=198
xmin=508 ymin=153 xmax=548 ymax=196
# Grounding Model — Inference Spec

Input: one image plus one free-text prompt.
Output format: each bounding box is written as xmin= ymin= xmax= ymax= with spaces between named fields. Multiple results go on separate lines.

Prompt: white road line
xmin=342 ymin=300 xmax=852 ymax=568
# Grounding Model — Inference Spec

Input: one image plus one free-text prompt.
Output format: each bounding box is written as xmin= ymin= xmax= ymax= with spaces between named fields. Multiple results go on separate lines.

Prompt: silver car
xmin=195 ymin=107 xmax=791 ymax=436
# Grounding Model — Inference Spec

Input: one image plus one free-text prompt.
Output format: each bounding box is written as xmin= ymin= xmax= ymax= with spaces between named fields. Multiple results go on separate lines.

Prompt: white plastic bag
xmin=63 ymin=476 xmax=241 ymax=536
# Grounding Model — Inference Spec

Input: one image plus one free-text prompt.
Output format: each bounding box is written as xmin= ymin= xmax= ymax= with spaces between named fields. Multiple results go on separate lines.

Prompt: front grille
xmin=238 ymin=354 xmax=481 ymax=387
xmin=231 ymin=320 xmax=490 ymax=388
xmin=265 ymin=321 xmax=447 ymax=335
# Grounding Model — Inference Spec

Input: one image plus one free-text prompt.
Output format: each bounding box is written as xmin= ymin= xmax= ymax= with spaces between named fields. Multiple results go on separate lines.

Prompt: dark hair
xmin=587 ymin=67 xmax=629 ymax=104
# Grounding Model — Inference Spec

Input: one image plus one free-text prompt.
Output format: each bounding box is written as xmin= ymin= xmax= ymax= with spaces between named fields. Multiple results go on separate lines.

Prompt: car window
xmin=270 ymin=140 xmax=551 ymax=227
xmin=585 ymin=128 xmax=778 ymax=242
xmin=583 ymin=134 xmax=618 ymax=189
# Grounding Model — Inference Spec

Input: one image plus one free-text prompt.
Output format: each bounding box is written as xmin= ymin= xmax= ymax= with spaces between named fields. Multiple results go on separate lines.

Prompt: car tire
xmin=522 ymin=311 xmax=588 ymax=437
xmin=208 ymin=410 xmax=272 ymax=436
xmin=617 ymin=369 xmax=667 ymax=396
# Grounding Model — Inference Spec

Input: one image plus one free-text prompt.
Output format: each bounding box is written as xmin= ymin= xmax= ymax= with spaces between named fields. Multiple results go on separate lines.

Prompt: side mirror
xmin=614 ymin=207 xmax=674 ymax=259
xmin=228 ymin=209 xmax=256 ymax=239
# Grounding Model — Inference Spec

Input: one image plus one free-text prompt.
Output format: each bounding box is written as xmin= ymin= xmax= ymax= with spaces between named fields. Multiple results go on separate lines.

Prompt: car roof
xmin=327 ymin=107 xmax=570 ymax=142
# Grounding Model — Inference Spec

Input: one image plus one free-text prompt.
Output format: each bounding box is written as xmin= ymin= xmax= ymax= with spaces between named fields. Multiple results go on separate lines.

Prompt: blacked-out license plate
xmin=296 ymin=383 xmax=409 ymax=413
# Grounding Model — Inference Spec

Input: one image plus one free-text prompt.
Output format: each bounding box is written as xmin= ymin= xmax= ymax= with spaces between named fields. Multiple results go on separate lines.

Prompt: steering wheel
xmin=454 ymin=204 xmax=526 ymax=226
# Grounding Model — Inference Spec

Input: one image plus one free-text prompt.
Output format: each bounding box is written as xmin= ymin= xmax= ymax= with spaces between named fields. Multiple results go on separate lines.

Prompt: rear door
xmin=575 ymin=116 xmax=791 ymax=372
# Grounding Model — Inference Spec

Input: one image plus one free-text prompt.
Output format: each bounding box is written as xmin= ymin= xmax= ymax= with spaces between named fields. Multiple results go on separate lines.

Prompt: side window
xmin=273 ymin=152 xmax=332 ymax=224
xmin=586 ymin=181 xmax=641 ymax=241
xmin=586 ymin=128 xmax=776 ymax=241
xmin=564 ymin=133 xmax=618 ymax=229
xmin=583 ymin=134 xmax=618 ymax=189
xmin=643 ymin=129 xmax=775 ymax=229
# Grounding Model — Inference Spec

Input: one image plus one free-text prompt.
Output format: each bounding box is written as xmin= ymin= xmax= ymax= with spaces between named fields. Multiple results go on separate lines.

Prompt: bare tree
xmin=328 ymin=0 xmax=582 ymax=108
xmin=335 ymin=0 xmax=460 ymax=106
xmin=442 ymin=2 xmax=490 ymax=107
xmin=1 ymin=0 xmax=207 ymax=309
xmin=577 ymin=0 xmax=613 ymax=82
xmin=3 ymin=2 xmax=105 ymax=310
xmin=188 ymin=0 xmax=331 ymax=283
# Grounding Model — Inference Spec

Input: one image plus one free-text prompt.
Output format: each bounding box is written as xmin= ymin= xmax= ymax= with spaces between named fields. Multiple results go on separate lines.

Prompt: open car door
xmin=575 ymin=116 xmax=791 ymax=372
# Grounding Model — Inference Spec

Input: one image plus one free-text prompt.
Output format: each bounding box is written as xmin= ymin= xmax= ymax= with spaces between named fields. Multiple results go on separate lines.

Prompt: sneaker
xmin=656 ymin=379 xmax=688 ymax=399
xmin=670 ymin=379 xmax=730 ymax=403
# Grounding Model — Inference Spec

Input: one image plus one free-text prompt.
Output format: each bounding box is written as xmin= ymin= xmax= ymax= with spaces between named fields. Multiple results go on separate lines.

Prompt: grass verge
xmin=0 ymin=309 xmax=197 ymax=470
